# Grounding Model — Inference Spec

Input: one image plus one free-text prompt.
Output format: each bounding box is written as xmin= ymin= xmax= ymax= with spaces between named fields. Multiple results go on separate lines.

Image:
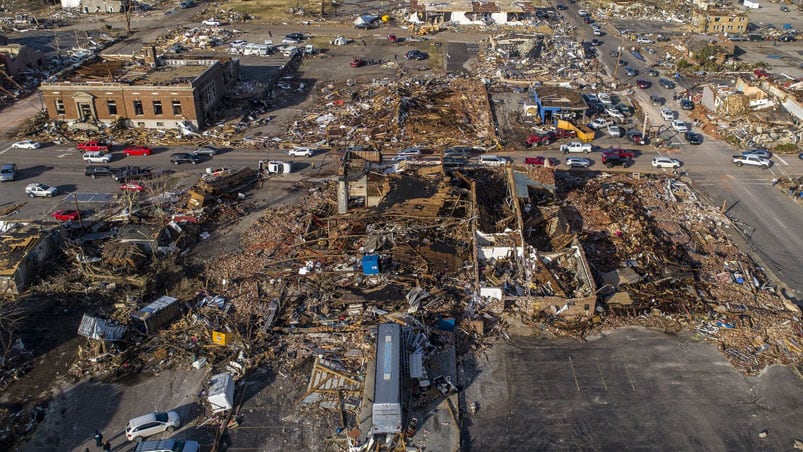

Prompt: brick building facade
xmin=40 ymin=56 xmax=239 ymax=130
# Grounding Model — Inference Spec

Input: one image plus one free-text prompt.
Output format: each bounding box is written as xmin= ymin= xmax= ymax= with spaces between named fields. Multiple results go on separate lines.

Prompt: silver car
xmin=193 ymin=146 xmax=218 ymax=156
xmin=125 ymin=411 xmax=181 ymax=442
xmin=566 ymin=157 xmax=592 ymax=168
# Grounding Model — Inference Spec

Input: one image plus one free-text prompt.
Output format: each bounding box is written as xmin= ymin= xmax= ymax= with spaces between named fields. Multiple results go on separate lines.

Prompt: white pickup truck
xmin=560 ymin=142 xmax=592 ymax=154
xmin=732 ymin=154 xmax=771 ymax=169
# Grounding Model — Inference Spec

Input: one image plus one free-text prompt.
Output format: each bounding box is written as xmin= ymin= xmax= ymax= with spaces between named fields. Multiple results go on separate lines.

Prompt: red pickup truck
xmin=526 ymin=128 xmax=576 ymax=147
xmin=77 ymin=141 xmax=110 ymax=152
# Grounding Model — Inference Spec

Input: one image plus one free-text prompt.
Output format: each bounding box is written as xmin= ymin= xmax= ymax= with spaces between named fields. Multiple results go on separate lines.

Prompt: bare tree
xmin=123 ymin=0 xmax=134 ymax=35
xmin=0 ymin=301 xmax=25 ymax=364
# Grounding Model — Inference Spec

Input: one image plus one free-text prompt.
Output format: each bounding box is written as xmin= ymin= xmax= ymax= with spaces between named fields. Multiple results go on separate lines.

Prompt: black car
xmin=684 ymin=132 xmax=703 ymax=145
xmin=618 ymin=59 xmax=628 ymax=66
xmin=680 ymin=99 xmax=694 ymax=110
xmin=556 ymin=3 xmax=567 ymax=9
xmin=405 ymin=50 xmax=428 ymax=60
xmin=603 ymin=155 xmax=631 ymax=168
xmin=283 ymin=32 xmax=305 ymax=42
xmin=650 ymin=94 xmax=663 ymax=106
xmin=444 ymin=147 xmax=473 ymax=159
xmin=85 ymin=165 xmax=115 ymax=179
xmin=170 ymin=153 xmax=201 ymax=165
xmin=591 ymin=39 xmax=603 ymax=46
xmin=778 ymin=35 xmax=795 ymax=42
xmin=659 ymin=78 xmax=676 ymax=89
xmin=647 ymin=69 xmax=659 ymax=77
xmin=112 ymin=166 xmax=151 ymax=182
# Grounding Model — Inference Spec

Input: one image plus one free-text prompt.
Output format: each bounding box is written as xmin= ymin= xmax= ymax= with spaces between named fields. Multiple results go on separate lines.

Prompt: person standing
xmin=93 ymin=431 xmax=103 ymax=447
xmin=102 ymin=441 xmax=111 ymax=452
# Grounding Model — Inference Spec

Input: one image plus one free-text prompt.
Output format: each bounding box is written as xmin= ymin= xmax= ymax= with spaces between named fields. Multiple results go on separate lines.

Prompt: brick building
xmin=693 ymin=8 xmax=748 ymax=34
xmin=0 ymin=43 xmax=43 ymax=77
xmin=40 ymin=51 xmax=239 ymax=130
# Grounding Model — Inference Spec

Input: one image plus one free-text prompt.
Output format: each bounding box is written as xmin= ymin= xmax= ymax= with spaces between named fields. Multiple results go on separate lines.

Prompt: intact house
xmin=39 ymin=48 xmax=239 ymax=130
xmin=0 ymin=43 xmax=44 ymax=77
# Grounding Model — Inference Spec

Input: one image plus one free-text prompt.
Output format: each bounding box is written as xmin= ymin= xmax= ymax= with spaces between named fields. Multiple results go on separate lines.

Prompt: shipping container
xmin=372 ymin=323 xmax=402 ymax=434
xmin=130 ymin=296 xmax=181 ymax=335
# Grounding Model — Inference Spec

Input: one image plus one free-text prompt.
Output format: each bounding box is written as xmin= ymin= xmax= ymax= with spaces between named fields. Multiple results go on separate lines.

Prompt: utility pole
xmin=612 ymin=44 xmax=623 ymax=87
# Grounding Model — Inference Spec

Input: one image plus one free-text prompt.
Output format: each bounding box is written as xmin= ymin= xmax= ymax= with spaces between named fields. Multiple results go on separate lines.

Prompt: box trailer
xmin=372 ymin=323 xmax=402 ymax=434
xmin=130 ymin=296 xmax=181 ymax=335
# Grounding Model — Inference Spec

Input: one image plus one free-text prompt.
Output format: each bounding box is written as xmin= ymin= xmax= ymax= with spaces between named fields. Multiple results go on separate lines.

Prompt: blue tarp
xmin=361 ymin=255 xmax=380 ymax=275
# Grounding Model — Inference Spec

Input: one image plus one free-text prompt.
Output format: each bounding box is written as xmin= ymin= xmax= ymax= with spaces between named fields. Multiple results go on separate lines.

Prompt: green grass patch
xmin=226 ymin=0 xmax=335 ymax=22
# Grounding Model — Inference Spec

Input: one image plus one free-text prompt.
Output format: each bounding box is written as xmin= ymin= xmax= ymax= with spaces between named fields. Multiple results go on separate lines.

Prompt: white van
xmin=134 ymin=439 xmax=199 ymax=452
xmin=479 ymin=155 xmax=506 ymax=167
xmin=82 ymin=151 xmax=112 ymax=163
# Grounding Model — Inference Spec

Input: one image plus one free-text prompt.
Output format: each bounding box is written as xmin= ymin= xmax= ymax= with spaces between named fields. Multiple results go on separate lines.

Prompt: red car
xmin=123 ymin=146 xmax=152 ymax=156
xmin=636 ymin=79 xmax=650 ymax=89
xmin=120 ymin=181 xmax=146 ymax=192
xmin=387 ymin=34 xmax=399 ymax=43
xmin=51 ymin=209 xmax=81 ymax=222
xmin=602 ymin=148 xmax=635 ymax=160
xmin=351 ymin=57 xmax=366 ymax=67
xmin=753 ymin=69 xmax=769 ymax=78
xmin=77 ymin=141 xmax=110 ymax=152
xmin=524 ymin=156 xmax=560 ymax=167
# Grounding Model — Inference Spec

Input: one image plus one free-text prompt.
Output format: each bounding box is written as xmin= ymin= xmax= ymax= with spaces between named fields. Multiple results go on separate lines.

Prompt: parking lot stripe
xmin=568 ymin=356 xmax=581 ymax=391
xmin=624 ymin=364 xmax=636 ymax=391
xmin=595 ymin=357 xmax=608 ymax=391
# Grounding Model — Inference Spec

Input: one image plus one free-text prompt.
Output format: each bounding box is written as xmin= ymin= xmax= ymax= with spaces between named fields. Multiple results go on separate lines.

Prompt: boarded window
xmin=107 ymin=100 xmax=117 ymax=115
xmin=133 ymin=100 xmax=144 ymax=115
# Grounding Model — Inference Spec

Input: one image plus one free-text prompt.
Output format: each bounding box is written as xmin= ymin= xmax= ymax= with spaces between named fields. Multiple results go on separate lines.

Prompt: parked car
xmin=134 ymin=439 xmax=199 ymax=452
xmin=405 ymin=50 xmax=428 ymax=60
xmin=350 ymin=57 xmax=366 ymax=67
xmin=170 ymin=153 xmax=201 ymax=165
xmin=179 ymin=0 xmax=194 ymax=8
xmin=193 ymin=146 xmax=218 ymax=156
xmin=443 ymin=157 xmax=467 ymax=167
xmin=603 ymin=148 xmax=635 ymax=159
xmin=556 ymin=3 xmax=566 ymax=9
xmin=524 ymin=156 xmax=559 ymax=167
xmin=125 ymin=411 xmax=181 ymax=442
xmin=624 ymin=66 xmax=638 ymax=76
xmin=590 ymin=39 xmax=603 ymax=46
xmin=202 ymin=18 xmax=221 ymax=26
xmin=626 ymin=131 xmax=647 ymax=145
xmin=605 ymin=108 xmax=624 ymax=119
xmin=606 ymin=125 xmax=624 ymax=137
xmin=560 ymin=142 xmax=592 ymax=154
xmin=602 ymin=154 xmax=631 ymax=168
xmin=85 ymin=165 xmax=115 ymax=179
xmin=680 ymin=99 xmax=694 ymax=110
xmin=650 ymin=94 xmax=663 ymax=106
xmin=588 ymin=118 xmax=614 ymax=129
xmin=732 ymin=154 xmax=771 ymax=169
xmin=637 ymin=36 xmax=654 ymax=44
xmin=82 ymin=151 xmax=112 ymax=163
xmin=123 ymin=146 xmax=152 ymax=157
xmin=647 ymin=69 xmax=659 ymax=77
xmin=444 ymin=146 xmax=477 ymax=159
xmin=618 ymin=59 xmax=628 ymax=67
xmin=0 ymin=163 xmax=16 ymax=182
xmin=282 ymin=33 xmax=305 ymax=44
xmin=120 ymin=181 xmax=146 ymax=192
xmin=77 ymin=141 xmax=110 ymax=152
xmin=478 ymin=154 xmax=506 ymax=166
xmin=778 ymin=35 xmax=795 ymax=42
xmin=659 ymin=78 xmax=676 ymax=89
xmin=12 ymin=140 xmax=41 ymax=149
xmin=684 ymin=132 xmax=703 ymax=145
xmin=566 ymin=157 xmax=592 ymax=168
xmin=660 ymin=108 xmax=675 ymax=121
xmin=52 ymin=209 xmax=81 ymax=222
xmin=593 ymin=28 xmax=604 ymax=36
xmin=288 ymin=147 xmax=314 ymax=157
xmin=671 ymin=119 xmax=688 ymax=133
xmin=577 ymin=9 xmax=589 ymax=16
xmin=397 ymin=147 xmax=423 ymax=158
xmin=636 ymin=79 xmax=650 ymax=89
xmin=651 ymin=157 xmax=681 ymax=168
xmin=25 ymin=182 xmax=58 ymax=198
xmin=781 ymin=5 xmax=790 ymax=12
xmin=610 ymin=50 xmax=619 ymax=58
xmin=112 ymin=166 xmax=151 ymax=182
xmin=742 ymin=149 xmax=771 ymax=159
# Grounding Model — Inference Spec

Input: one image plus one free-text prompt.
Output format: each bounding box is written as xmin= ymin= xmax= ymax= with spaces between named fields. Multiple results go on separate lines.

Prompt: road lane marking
xmin=775 ymin=155 xmax=789 ymax=166
xmin=773 ymin=216 xmax=788 ymax=230
xmin=568 ymin=356 xmax=581 ymax=391
xmin=624 ymin=364 xmax=636 ymax=391
xmin=595 ymin=357 xmax=608 ymax=391
xmin=57 ymin=153 xmax=72 ymax=158
xmin=0 ymin=146 xmax=11 ymax=155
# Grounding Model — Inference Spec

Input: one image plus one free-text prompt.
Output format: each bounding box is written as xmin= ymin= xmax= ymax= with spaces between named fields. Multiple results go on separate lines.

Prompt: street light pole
xmin=612 ymin=45 xmax=623 ymax=87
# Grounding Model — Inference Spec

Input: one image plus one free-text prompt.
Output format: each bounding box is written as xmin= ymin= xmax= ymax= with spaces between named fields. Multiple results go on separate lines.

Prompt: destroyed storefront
xmin=0 ymin=223 xmax=63 ymax=296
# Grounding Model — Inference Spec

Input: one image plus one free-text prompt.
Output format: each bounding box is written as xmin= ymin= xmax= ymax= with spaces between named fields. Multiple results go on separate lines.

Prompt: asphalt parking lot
xmin=463 ymin=327 xmax=803 ymax=451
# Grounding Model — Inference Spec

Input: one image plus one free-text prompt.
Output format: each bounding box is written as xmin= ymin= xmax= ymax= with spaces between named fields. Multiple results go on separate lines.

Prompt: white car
xmin=671 ymin=120 xmax=688 ymax=133
xmin=125 ymin=411 xmax=181 ymax=442
xmin=289 ymin=147 xmax=314 ymax=157
xmin=566 ymin=157 xmax=592 ymax=168
xmin=193 ymin=146 xmax=218 ymax=156
xmin=578 ymin=9 xmax=589 ymax=16
xmin=588 ymin=118 xmax=614 ymax=130
xmin=597 ymin=93 xmax=612 ymax=105
xmin=651 ymin=157 xmax=681 ymax=168
xmin=202 ymin=18 xmax=221 ymax=26
xmin=606 ymin=125 xmax=623 ymax=137
xmin=25 ymin=183 xmax=58 ymax=198
xmin=660 ymin=108 xmax=674 ymax=121
xmin=637 ymin=37 xmax=654 ymax=44
xmin=82 ymin=152 xmax=112 ymax=163
xmin=560 ymin=142 xmax=592 ymax=154
xmin=479 ymin=154 xmax=506 ymax=166
xmin=12 ymin=140 xmax=41 ymax=149
xmin=605 ymin=108 xmax=624 ymax=119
